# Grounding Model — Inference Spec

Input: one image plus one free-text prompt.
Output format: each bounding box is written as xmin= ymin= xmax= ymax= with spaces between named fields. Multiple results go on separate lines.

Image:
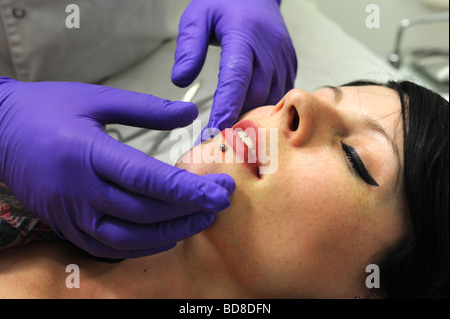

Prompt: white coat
xmin=0 ymin=0 xmax=189 ymax=83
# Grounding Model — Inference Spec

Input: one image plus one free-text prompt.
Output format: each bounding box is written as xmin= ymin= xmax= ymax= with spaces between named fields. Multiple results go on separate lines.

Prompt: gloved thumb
xmin=200 ymin=173 xmax=236 ymax=198
xmin=84 ymin=85 xmax=199 ymax=130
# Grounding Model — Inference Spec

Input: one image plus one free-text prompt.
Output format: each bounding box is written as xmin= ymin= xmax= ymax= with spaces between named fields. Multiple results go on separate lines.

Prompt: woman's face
xmin=176 ymin=86 xmax=409 ymax=298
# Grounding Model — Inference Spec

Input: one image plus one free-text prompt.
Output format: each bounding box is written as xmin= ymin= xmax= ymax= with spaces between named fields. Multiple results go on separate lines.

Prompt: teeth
xmin=237 ymin=131 xmax=257 ymax=157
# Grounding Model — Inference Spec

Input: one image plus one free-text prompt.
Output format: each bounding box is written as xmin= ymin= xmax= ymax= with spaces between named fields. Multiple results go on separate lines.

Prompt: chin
xmin=175 ymin=135 xmax=230 ymax=176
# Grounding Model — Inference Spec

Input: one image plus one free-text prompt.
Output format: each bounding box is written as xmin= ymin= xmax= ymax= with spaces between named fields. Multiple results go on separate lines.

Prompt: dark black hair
xmin=342 ymin=80 xmax=449 ymax=299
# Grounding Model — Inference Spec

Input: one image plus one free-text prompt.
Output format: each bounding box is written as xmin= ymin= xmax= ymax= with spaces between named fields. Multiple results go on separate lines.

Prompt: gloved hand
xmin=0 ymin=77 xmax=235 ymax=258
xmin=172 ymin=0 xmax=297 ymax=135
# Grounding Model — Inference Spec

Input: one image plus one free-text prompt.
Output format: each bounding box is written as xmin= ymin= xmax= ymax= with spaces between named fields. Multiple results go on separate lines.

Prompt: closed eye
xmin=341 ymin=142 xmax=379 ymax=186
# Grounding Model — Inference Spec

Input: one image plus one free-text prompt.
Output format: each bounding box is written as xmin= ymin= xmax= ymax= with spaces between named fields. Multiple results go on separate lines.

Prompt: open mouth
xmin=221 ymin=120 xmax=262 ymax=179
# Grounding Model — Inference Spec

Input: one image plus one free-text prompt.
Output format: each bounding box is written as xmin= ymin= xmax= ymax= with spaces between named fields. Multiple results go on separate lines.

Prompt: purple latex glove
xmin=172 ymin=0 xmax=297 ymax=135
xmin=0 ymin=77 xmax=235 ymax=258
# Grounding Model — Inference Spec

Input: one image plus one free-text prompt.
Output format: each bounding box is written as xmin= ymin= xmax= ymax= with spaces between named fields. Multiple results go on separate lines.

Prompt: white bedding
xmin=101 ymin=0 xmax=405 ymax=165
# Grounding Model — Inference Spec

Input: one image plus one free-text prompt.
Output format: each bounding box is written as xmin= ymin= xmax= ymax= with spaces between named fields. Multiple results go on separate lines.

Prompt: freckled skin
xmin=178 ymin=86 xmax=409 ymax=298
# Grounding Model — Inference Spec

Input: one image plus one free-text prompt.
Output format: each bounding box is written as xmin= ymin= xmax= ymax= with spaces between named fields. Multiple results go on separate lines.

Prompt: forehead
xmin=343 ymin=85 xmax=400 ymax=115
xmin=314 ymin=85 xmax=402 ymax=128
xmin=315 ymin=85 xmax=401 ymax=115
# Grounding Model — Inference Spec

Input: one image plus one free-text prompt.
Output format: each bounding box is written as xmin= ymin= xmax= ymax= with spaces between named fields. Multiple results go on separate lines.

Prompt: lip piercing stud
xmin=220 ymin=144 xmax=227 ymax=152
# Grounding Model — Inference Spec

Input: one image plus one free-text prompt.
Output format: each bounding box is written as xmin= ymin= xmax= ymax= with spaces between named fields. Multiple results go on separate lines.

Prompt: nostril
xmin=289 ymin=106 xmax=300 ymax=131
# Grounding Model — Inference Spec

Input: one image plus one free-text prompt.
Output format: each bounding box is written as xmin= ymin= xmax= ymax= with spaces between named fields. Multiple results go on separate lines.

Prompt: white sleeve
xmin=0 ymin=5 xmax=16 ymax=79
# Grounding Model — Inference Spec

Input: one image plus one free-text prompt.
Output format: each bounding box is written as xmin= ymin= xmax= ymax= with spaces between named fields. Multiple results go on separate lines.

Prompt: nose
xmin=277 ymin=89 xmax=343 ymax=147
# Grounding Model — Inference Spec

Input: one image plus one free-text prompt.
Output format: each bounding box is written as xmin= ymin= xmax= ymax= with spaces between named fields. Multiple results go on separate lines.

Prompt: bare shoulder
xmin=0 ymin=241 xmax=103 ymax=298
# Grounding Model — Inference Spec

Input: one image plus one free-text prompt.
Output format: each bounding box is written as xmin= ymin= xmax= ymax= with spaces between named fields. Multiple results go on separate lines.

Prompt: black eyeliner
xmin=341 ymin=142 xmax=379 ymax=187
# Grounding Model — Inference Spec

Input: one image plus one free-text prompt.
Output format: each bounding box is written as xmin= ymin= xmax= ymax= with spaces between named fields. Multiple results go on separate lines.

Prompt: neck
xmin=108 ymin=232 xmax=251 ymax=298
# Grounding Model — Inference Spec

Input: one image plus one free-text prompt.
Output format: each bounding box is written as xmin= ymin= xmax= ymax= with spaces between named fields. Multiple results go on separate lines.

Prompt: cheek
xmin=253 ymin=159 xmax=373 ymax=262
xmin=261 ymin=170 xmax=362 ymax=248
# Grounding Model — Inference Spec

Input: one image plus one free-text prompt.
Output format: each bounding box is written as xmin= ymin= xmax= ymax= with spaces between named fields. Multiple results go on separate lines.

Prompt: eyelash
xmin=341 ymin=142 xmax=379 ymax=187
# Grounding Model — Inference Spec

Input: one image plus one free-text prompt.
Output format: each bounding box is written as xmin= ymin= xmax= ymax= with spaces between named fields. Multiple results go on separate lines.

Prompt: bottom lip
xmin=221 ymin=128 xmax=260 ymax=179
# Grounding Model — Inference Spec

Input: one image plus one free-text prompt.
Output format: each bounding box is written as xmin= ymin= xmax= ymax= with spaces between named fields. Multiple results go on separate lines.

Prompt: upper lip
xmin=221 ymin=119 xmax=262 ymax=179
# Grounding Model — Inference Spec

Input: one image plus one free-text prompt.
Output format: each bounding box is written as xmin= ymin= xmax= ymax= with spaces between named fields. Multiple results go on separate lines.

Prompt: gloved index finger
xmin=206 ymin=40 xmax=254 ymax=131
xmin=92 ymin=135 xmax=236 ymax=213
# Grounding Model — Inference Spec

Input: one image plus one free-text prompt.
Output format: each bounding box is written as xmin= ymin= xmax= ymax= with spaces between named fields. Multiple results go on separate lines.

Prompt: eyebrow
xmin=365 ymin=119 xmax=401 ymax=172
xmin=326 ymin=85 xmax=343 ymax=103
xmin=326 ymin=85 xmax=402 ymax=174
